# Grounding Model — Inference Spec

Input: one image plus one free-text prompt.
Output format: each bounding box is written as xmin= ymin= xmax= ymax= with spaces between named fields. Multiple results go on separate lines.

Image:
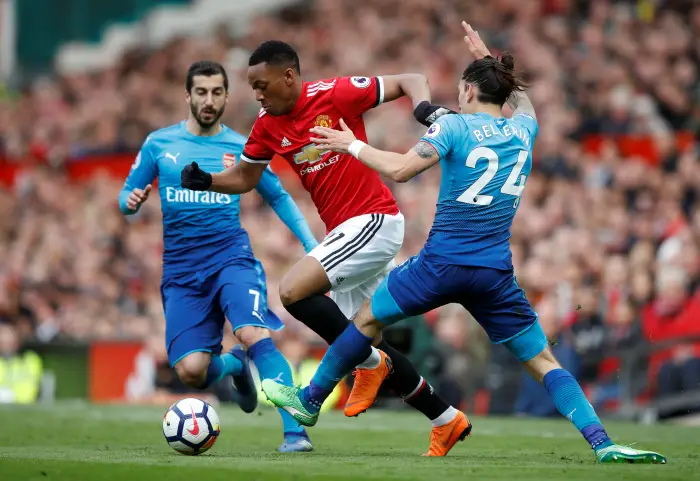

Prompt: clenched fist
xmin=181 ymin=161 xmax=213 ymax=191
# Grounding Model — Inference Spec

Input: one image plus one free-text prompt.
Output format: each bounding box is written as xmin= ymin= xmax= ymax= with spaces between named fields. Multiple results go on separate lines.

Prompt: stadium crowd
xmin=1 ymin=0 xmax=700 ymax=414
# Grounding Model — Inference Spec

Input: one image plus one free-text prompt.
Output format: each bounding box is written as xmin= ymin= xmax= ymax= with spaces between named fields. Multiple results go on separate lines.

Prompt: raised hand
xmin=462 ymin=21 xmax=491 ymax=60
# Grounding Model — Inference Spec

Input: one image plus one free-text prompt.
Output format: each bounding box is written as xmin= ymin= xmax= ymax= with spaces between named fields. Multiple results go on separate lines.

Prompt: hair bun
xmin=499 ymin=53 xmax=515 ymax=71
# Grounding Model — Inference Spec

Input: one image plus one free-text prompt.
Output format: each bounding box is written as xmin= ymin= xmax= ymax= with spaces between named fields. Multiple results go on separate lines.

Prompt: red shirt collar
xmin=286 ymin=81 xmax=309 ymax=118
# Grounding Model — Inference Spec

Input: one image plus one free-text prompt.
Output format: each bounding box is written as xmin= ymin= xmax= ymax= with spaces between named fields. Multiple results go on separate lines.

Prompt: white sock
xmin=431 ymin=406 xmax=459 ymax=427
xmin=356 ymin=347 xmax=381 ymax=369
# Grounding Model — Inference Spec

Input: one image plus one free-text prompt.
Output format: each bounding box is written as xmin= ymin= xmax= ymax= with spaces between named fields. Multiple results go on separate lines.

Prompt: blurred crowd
xmin=1 ymin=0 xmax=700 ymax=414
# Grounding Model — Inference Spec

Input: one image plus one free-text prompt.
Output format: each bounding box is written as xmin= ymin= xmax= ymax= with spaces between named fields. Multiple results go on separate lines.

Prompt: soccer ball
xmin=162 ymin=398 xmax=220 ymax=455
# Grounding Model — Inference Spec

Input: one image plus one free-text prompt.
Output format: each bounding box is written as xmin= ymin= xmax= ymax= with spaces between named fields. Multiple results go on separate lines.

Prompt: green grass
xmin=0 ymin=402 xmax=696 ymax=480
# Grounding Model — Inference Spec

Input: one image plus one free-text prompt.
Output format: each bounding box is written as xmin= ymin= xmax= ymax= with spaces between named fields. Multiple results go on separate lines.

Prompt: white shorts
xmin=308 ymin=213 xmax=405 ymax=319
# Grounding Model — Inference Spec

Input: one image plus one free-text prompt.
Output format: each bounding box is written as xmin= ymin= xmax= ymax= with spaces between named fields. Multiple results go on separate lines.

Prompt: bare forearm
xmin=388 ymin=74 xmax=431 ymax=108
xmin=357 ymin=146 xmax=408 ymax=181
xmin=402 ymin=74 xmax=431 ymax=108
xmin=507 ymin=91 xmax=536 ymax=120
xmin=210 ymin=169 xmax=255 ymax=194
xmin=355 ymin=142 xmax=437 ymax=183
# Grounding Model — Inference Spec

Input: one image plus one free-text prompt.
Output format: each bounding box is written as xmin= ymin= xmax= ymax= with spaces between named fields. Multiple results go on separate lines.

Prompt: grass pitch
xmin=0 ymin=402 xmax=696 ymax=481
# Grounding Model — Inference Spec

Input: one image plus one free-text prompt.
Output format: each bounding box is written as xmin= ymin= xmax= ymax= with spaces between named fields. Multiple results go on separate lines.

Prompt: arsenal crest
xmin=222 ymin=153 xmax=237 ymax=168
xmin=314 ymin=115 xmax=333 ymax=128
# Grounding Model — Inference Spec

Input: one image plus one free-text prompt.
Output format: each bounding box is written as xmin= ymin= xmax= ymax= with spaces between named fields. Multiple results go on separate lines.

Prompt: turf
xmin=0 ymin=402 xmax=696 ymax=481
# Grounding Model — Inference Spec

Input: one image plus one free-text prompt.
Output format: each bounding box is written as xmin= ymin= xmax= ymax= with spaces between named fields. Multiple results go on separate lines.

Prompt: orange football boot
xmin=344 ymin=350 xmax=393 ymax=417
xmin=423 ymin=410 xmax=472 ymax=457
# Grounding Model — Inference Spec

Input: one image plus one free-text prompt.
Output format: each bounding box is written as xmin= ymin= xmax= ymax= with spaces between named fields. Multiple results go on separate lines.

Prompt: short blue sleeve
xmin=418 ymin=115 xmax=458 ymax=160
xmin=118 ymin=136 xmax=158 ymax=215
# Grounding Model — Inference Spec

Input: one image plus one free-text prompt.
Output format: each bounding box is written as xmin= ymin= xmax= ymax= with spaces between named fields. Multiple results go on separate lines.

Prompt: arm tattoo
xmin=507 ymin=91 xmax=537 ymax=121
xmin=413 ymin=141 xmax=438 ymax=159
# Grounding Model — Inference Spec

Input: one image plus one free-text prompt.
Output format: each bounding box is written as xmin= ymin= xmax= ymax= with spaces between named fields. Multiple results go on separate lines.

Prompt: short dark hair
xmin=186 ymin=61 xmax=229 ymax=93
xmin=248 ymin=40 xmax=301 ymax=74
xmin=461 ymin=53 xmax=526 ymax=106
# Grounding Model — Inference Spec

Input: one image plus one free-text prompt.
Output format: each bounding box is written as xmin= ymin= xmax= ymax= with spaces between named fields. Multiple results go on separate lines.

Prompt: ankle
xmin=356 ymin=348 xmax=382 ymax=369
xmin=301 ymin=384 xmax=328 ymax=413
xmin=593 ymin=439 xmax=614 ymax=451
xmin=431 ymin=406 xmax=459 ymax=427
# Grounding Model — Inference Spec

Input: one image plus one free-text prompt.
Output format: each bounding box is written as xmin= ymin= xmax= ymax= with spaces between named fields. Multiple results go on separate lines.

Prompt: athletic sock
xmin=302 ymin=324 xmax=374 ymax=412
xmin=543 ymin=369 xmax=613 ymax=450
xmin=286 ymin=294 xmax=452 ymax=421
xmin=204 ymin=353 xmax=242 ymax=388
xmin=248 ymin=338 xmax=305 ymax=435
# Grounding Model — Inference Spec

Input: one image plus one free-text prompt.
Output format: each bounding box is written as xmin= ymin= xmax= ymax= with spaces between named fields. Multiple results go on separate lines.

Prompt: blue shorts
xmin=371 ymin=254 xmax=546 ymax=361
xmin=162 ymin=257 xmax=284 ymax=367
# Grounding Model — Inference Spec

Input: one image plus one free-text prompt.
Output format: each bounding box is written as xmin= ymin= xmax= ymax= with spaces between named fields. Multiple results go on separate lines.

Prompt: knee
xmin=279 ymin=278 xmax=302 ymax=306
xmin=235 ymin=326 xmax=270 ymax=348
xmin=354 ymin=303 xmax=384 ymax=338
xmin=174 ymin=352 xmax=210 ymax=388
xmin=279 ymin=258 xmax=330 ymax=306
xmin=355 ymin=315 xmax=380 ymax=331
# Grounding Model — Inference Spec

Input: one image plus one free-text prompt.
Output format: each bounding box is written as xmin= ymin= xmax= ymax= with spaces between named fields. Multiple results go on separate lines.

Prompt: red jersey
xmin=240 ymin=76 xmax=399 ymax=232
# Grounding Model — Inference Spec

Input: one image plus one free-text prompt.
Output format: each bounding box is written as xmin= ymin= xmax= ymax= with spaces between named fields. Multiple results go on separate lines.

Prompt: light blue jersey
xmin=418 ymin=112 xmax=538 ymax=270
xmin=118 ymin=121 xmax=317 ymax=278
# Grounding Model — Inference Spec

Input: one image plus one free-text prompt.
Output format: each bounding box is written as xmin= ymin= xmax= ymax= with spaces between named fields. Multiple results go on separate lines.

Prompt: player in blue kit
xmin=262 ymin=23 xmax=667 ymax=463
xmin=119 ymin=61 xmax=317 ymax=453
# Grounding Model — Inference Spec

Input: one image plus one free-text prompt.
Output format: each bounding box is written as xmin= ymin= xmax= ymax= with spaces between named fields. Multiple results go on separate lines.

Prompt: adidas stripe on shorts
xmin=308 ymin=213 xmax=404 ymax=319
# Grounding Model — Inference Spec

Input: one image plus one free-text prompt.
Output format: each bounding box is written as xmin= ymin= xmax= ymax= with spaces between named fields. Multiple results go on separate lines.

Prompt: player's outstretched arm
xmin=180 ymin=160 xmax=265 ymax=194
xmin=462 ymin=21 xmax=536 ymax=121
xmin=381 ymin=74 xmax=457 ymax=127
xmin=362 ymin=140 xmax=440 ymax=183
xmin=310 ymin=119 xmax=439 ymax=183
xmin=211 ymin=161 xmax=266 ymax=194
xmin=255 ymin=168 xmax=318 ymax=253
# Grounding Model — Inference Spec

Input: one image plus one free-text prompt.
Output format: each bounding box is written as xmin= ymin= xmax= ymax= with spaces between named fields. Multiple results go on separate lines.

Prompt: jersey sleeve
xmin=118 ymin=135 xmax=158 ymax=215
xmin=240 ymin=117 xmax=274 ymax=165
xmin=255 ymin=166 xmax=318 ymax=253
xmin=332 ymin=76 xmax=384 ymax=118
xmin=417 ymin=116 xmax=457 ymax=160
xmin=512 ymin=113 xmax=539 ymax=147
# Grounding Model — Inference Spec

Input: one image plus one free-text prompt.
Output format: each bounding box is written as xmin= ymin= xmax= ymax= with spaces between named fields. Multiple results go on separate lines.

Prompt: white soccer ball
xmin=162 ymin=398 xmax=220 ymax=455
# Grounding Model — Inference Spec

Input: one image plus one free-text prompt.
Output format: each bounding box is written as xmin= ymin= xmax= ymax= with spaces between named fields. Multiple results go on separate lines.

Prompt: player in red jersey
xmin=181 ymin=41 xmax=468 ymax=455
